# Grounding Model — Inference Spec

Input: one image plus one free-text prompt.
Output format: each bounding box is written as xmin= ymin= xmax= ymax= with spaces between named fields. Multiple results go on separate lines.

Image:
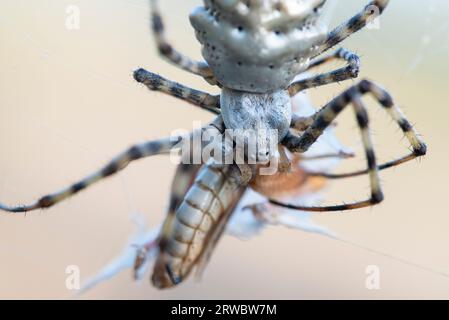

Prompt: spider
xmin=0 ymin=0 xmax=427 ymax=288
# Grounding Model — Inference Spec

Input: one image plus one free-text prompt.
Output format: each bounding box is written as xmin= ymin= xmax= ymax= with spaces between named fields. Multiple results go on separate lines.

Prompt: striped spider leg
xmin=288 ymin=48 xmax=361 ymax=95
xmin=149 ymin=0 xmax=218 ymax=85
xmin=287 ymin=0 xmax=391 ymax=95
xmin=133 ymin=68 xmax=220 ymax=114
xmin=276 ymin=80 xmax=427 ymax=212
xmin=0 ymin=137 xmax=181 ymax=213
xmin=0 ymin=116 xmax=226 ymax=213
xmin=317 ymin=0 xmax=390 ymax=55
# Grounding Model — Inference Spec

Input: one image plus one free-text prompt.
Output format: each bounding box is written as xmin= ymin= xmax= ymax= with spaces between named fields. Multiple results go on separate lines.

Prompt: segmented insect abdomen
xmin=152 ymin=163 xmax=244 ymax=288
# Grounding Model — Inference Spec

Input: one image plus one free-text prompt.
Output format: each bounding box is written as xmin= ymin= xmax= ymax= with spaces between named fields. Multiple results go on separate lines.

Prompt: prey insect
xmin=1 ymin=0 xmax=427 ymax=289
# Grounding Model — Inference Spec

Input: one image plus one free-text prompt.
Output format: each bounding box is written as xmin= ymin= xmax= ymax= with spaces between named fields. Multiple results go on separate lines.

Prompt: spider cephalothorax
xmin=190 ymin=0 xmax=327 ymax=92
xmin=220 ymin=88 xmax=292 ymax=161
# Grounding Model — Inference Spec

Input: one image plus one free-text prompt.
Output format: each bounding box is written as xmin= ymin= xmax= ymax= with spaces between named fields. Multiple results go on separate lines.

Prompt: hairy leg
xmin=0 ymin=137 xmax=181 ymax=213
xmin=289 ymin=48 xmax=360 ymax=95
xmin=315 ymin=0 xmax=390 ymax=56
xmin=149 ymin=0 xmax=217 ymax=85
xmin=0 ymin=117 xmax=227 ymax=213
xmin=134 ymin=68 xmax=220 ymax=114
xmin=277 ymin=79 xmax=426 ymax=212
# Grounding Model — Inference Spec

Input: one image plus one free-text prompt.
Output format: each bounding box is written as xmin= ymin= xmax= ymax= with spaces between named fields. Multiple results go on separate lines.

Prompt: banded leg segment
xmin=281 ymin=91 xmax=383 ymax=211
xmin=290 ymin=113 xmax=315 ymax=131
xmin=307 ymin=48 xmax=358 ymax=71
xmin=0 ymin=115 xmax=227 ymax=213
xmin=150 ymin=0 xmax=217 ymax=85
xmin=306 ymin=80 xmax=427 ymax=179
xmin=134 ymin=68 xmax=220 ymax=114
xmin=288 ymin=48 xmax=360 ymax=96
xmin=0 ymin=137 xmax=183 ymax=213
xmin=277 ymin=80 xmax=427 ymax=212
xmin=314 ymin=0 xmax=390 ymax=57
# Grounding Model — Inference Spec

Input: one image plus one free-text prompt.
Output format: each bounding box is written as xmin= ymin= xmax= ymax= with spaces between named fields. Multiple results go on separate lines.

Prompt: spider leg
xmin=315 ymin=0 xmax=390 ymax=57
xmin=289 ymin=48 xmax=360 ymax=95
xmin=307 ymin=48 xmax=357 ymax=71
xmin=306 ymin=154 xmax=419 ymax=180
xmin=277 ymin=79 xmax=426 ymax=212
xmin=300 ymin=151 xmax=355 ymax=161
xmin=134 ymin=68 xmax=220 ymax=114
xmin=0 ymin=137 xmax=182 ymax=213
xmin=298 ymin=79 xmax=426 ymax=179
xmin=0 ymin=116 xmax=227 ymax=213
xmin=150 ymin=0 xmax=217 ymax=85
xmin=280 ymin=94 xmax=382 ymax=211
xmin=290 ymin=112 xmax=336 ymax=132
xmin=290 ymin=113 xmax=315 ymax=131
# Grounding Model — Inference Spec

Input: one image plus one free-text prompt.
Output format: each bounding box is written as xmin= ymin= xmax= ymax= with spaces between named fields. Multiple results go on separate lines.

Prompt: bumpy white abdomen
xmin=190 ymin=0 xmax=328 ymax=92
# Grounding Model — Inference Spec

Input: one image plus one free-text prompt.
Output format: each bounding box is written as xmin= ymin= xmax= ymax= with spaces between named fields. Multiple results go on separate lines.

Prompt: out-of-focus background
xmin=0 ymin=0 xmax=449 ymax=299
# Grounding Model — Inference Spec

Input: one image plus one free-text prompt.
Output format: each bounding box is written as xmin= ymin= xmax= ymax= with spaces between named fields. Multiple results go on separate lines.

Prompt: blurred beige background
xmin=1 ymin=0 xmax=449 ymax=299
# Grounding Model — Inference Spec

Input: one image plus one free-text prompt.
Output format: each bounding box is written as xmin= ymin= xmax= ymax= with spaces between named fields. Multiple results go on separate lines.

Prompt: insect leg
xmin=149 ymin=0 xmax=217 ymax=85
xmin=289 ymin=48 xmax=360 ymax=95
xmin=277 ymin=80 xmax=426 ymax=212
xmin=134 ymin=68 xmax=220 ymax=114
xmin=314 ymin=0 xmax=390 ymax=56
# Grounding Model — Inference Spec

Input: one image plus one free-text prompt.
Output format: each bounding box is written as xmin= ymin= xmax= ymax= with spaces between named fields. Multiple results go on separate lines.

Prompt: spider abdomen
xmin=190 ymin=0 xmax=328 ymax=92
